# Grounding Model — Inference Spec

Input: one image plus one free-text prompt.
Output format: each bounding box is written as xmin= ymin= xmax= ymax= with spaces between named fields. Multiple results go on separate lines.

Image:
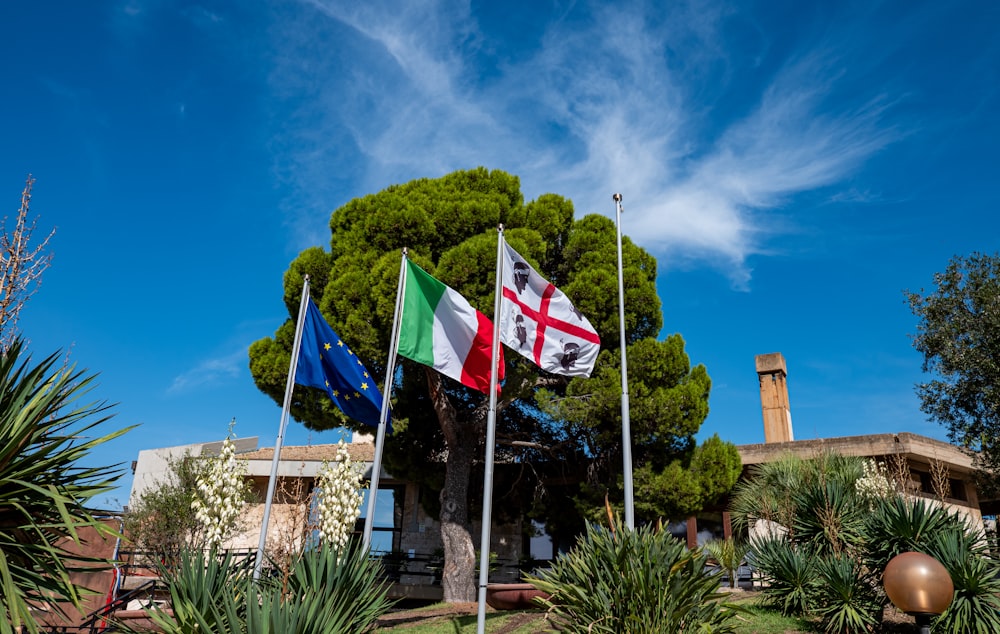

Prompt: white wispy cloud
xmin=269 ymin=0 xmax=900 ymax=285
xmin=168 ymin=346 xmax=248 ymax=394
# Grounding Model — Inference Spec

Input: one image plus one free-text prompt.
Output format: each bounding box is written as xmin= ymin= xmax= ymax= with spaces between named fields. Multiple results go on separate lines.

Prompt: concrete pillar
xmin=756 ymin=352 xmax=794 ymax=443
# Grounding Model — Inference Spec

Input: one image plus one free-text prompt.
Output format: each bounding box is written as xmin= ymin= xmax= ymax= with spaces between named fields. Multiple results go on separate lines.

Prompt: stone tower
xmin=756 ymin=352 xmax=794 ymax=443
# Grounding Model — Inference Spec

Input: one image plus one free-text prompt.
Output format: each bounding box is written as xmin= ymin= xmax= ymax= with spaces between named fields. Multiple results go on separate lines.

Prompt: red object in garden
xmin=484 ymin=583 xmax=549 ymax=610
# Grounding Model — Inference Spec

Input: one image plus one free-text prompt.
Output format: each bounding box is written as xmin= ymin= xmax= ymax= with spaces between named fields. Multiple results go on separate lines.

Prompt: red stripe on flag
xmin=502 ymin=287 xmax=602 ymax=345
xmin=460 ymin=309 xmax=504 ymax=393
xmin=530 ymin=283 xmax=556 ymax=365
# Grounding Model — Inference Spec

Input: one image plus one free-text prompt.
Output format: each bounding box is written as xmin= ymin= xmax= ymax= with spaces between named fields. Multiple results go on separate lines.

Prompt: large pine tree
xmin=249 ymin=168 xmax=739 ymax=601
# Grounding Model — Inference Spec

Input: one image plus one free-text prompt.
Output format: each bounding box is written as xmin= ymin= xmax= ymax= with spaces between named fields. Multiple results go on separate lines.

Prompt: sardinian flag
xmin=499 ymin=241 xmax=600 ymax=377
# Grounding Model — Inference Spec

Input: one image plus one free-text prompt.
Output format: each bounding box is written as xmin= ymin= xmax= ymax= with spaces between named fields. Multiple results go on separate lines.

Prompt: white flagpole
xmin=362 ymin=248 xmax=407 ymax=550
xmin=476 ymin=227 xmax=505 ymax=634
xmin=254 ymin=275 xmax=311 ymax=580
xmin=614 ymin=193 xmax=635 ymax=530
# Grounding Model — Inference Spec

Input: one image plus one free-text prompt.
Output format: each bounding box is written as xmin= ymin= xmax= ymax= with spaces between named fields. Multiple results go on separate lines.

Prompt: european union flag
xmin=296 ymin=299 xmax=387 ymax=430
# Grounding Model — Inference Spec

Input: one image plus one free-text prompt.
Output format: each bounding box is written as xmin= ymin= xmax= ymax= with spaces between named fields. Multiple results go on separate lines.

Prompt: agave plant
xmin=0 ymin=339 xmax=130 ymax=634
xmin=526 ymin=518 xmax=741 ymax=633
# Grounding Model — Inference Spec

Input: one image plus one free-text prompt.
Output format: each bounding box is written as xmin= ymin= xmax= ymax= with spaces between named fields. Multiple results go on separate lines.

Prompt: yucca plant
xmin=730 ymin=451 xmax=866 ymax=540
xmin=926 ymin=528 xmax=1000 ymax=634
xmin=0 ymin=339 xmax=131 ymax=634
xmin=526 ymin=518 xmax=741 ymax=633
xmin=749 ymin=534 xmax=819 ymax=617
xmin=278 ymin=541 xmax=394 ymax=632
xmin=791 ymin=479 xmax=868 ymax=557
xmin=147 ymin=542 xmax=392 ymax=633
xmin=812 ymin=553 xmax=882 ymax=634
xmin=863 ymin=495 xmax=959 ymax=572
xmin=144 ymin=548 xmax=252 ymax=633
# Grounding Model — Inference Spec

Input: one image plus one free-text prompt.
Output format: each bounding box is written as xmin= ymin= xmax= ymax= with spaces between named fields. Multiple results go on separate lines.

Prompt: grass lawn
xmin=376 ymin=602 xmax=548 ymax=633
xmin=374 ymin=593 xmax=817 ymax=633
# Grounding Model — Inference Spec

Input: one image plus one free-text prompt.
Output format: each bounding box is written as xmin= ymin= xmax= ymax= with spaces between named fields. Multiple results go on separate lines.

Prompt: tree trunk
xmin=427 ymin=370 xmax=479 ymax=602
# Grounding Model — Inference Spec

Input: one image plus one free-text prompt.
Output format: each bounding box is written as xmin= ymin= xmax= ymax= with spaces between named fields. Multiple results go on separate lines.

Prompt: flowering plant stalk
xmin=314 ymin=440 xmax=365 ymax=550
xmin=854 ymin=459 xmax=894 ymax=508
xmin=191 ymin=430 xmax=250 ymax=548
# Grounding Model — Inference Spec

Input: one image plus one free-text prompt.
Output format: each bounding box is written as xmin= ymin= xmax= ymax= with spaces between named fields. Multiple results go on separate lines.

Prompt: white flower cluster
xmin=192 ymin=435 xmax=249 ymax=548
xmin=314 ymin=440 xmax=365 ymax=550
xmin=855 ymin=459 xmax=893 ymax=506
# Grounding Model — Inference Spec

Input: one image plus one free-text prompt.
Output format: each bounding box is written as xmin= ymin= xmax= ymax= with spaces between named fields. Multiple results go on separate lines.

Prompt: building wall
xmin=735 ymin=432 xmax=986 ymax=534
xmin=129 ymin=437 xmax=258 ymax=503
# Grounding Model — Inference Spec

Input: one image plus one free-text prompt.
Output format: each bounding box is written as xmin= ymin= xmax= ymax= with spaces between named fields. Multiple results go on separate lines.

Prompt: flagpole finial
xmin=613 ymin=193 xmax=623 ymax=203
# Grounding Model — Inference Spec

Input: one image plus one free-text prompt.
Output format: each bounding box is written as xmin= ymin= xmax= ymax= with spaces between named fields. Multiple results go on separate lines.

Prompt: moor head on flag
xmin=499 ymin=241 xmax=601 ymax=377
xmin=297 ymin=299 xmax=387 ymax=430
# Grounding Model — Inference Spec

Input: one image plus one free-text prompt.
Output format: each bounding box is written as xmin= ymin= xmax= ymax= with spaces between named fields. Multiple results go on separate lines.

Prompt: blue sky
xmin=3 ymin=0 xmax=998 ymax=509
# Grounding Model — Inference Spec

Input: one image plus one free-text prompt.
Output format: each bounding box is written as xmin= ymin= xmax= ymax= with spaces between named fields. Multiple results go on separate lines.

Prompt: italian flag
xmin=397 ymin=259 xmax=503 ymax=393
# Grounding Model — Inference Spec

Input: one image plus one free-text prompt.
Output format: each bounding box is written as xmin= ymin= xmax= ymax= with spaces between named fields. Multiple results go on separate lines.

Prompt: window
xmin=357 ymin=485 xmax=403 ymax=554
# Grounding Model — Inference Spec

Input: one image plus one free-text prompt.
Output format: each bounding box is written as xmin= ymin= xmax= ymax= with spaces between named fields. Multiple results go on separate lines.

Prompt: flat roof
xmin=737 ymin=432 xmax=975 ymax=472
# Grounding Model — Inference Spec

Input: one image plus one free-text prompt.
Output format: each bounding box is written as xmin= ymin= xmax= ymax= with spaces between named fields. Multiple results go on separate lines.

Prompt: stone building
xmin=128 ymin=435 xmax=528 ymax=601
xmin=677 ymin=352 xmax=988 ymax=548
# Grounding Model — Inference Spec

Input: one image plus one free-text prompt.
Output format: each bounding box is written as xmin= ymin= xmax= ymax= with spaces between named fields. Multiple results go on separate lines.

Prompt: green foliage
xmin=704 ymin=537 xmax=750 ymax=589
xmin=0 ymin=339 xmax=130 ymax=634
xmin=926 ymin=526 xmax=1000 ymax=634
xmin=736 ymin=455 xmax=878 ymax=628
xmin=248 ymin=168 xmax=724 ymax=588
xmin=123 ymin=452 xmax=206 ymax=559
xmin=811 ymin=554 xmax=882 ymax=634
xmin=750 ymin=535 xmax=819 ymax=617
xmin=147 ymin=543 xmax=392 ymax=634
xmin=730 ymin=451 xmax=865 ymax=538
xmin=124 ymin=438 xmax=254 ymax=560
xmin=790 ymin=479 xmax=868 ymax=557
xmin=907 ymin=252 xmax=1000 ymax=481
xmin=737 ymin=452 xmax=1000 ymax=634
xmin=862 ymin=495 xmax=958 ymax=572
xmin=542 ymin=338 xmax=733 ymax=523
xmin=145 ymin=548 xmax=249 ymax=632
xmin=526 ymin=519 xmax=741 ymax=633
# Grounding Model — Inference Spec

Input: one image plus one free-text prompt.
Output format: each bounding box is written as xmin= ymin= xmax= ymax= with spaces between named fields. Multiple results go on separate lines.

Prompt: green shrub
xmin=279 ymin=541 xmax=394 ymax=632
xmin=144 ymin=548 xmax=251 ymax=632
xmin=750 ymin=535 xmax=819 ymax=617
xmin=927 ymin=529 xmax=1000 ymax=634
xmin=526 ymin=519 xmax=741 ymax=633
xmin=791 ymin=480 xmax=867 ymax=557
xmin=736 ymin=453 xmax=1000 ymax=633
xmin=863 ymin=496 xmax=957 ymax=571
xmin=812 ymin=554 xmax=882 ymax=634
xmin=146 ymin=542 xmax=392 ymax=633
xmin=0 ymin=340 xmax=131 ymax=634
xmin=704 ymin=537 xmax=750 ymax=589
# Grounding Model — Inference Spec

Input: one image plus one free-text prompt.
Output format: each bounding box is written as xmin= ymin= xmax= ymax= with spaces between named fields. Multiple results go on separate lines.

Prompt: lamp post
xmin=883 ymin=551 xmax=954 ymax=634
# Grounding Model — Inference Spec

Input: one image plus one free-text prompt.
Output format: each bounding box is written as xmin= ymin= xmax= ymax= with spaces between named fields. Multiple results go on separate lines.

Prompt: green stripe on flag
xmin=398 ymin=259 xmax=446 ymax=366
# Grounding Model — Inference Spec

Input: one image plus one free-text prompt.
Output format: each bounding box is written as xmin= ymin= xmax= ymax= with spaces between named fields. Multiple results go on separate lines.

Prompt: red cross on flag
xmin=499 ymin=241 xmax=601 ymax=377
